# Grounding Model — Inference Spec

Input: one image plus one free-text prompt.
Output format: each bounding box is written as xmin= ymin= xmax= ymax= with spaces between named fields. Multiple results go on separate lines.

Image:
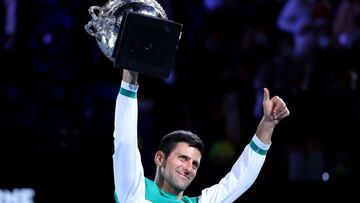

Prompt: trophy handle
xmin=84 ymin=6 xmax=103 ymax=37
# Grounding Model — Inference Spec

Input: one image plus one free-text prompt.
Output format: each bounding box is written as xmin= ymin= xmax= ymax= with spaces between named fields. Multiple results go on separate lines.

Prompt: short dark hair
xmin=158 ymin=130 xmax=204 ymax=158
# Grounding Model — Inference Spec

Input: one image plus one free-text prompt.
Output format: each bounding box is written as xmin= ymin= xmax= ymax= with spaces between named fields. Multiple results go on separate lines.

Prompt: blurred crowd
xmin=1 ymin=0 xmax=358 ymax=202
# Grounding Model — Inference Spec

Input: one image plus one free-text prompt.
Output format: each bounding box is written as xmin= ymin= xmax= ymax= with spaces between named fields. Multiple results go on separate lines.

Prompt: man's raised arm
xmin=113 ymin=70 xmax=146 ymax=202
xmin=198 ymin=88 xmax=290 ymax=202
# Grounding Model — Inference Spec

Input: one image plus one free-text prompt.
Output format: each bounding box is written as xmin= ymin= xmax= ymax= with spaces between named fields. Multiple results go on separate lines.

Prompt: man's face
xmin=161 ymin=142 xmax=202 ymax=192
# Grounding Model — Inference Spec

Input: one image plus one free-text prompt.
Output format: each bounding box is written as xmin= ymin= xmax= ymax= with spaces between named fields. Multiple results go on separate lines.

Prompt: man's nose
xmin=183 ymin=161 xmax=193 ymax=172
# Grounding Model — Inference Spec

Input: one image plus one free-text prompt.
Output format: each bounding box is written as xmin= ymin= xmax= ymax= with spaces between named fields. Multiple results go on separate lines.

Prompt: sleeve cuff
xmin=120 ymin=81 xmax=138 ymax=98
xmin=249 ymin=135 xmax=271 ymax=155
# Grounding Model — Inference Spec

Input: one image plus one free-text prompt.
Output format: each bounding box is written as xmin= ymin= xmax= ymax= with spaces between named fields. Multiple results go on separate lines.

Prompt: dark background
xmin=0 ymin=0 xmax=358 ymax=202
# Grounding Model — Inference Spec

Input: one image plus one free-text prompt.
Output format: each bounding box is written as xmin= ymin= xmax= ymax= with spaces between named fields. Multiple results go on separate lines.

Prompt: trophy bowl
xmin=84 ymin=0 xmax=167 ymax=62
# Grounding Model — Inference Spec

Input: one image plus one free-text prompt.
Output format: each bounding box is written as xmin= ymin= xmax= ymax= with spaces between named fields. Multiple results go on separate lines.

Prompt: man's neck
xmin=176 ymin=191 xmax=184 ymax=200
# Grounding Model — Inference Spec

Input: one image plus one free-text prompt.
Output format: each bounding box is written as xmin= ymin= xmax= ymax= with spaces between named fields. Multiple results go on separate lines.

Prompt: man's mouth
xmin=176 ymin=171 xmax=189 ymax=180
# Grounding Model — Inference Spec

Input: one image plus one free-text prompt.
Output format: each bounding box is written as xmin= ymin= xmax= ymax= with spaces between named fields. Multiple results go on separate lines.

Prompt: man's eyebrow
xmin=179 ymin=154 xmax=190 ymax=159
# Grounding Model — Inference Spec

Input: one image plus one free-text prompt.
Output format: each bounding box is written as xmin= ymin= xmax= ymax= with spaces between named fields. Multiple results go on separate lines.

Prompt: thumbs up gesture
xmin=262 ymin=88 xmax=290 ymax=126
xmin=255 ymin=88 xmax=290 ymax=144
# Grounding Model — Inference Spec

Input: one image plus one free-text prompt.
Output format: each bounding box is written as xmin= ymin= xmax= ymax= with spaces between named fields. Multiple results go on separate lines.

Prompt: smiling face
xmin=156 ymin=142 xmax=202 ymax=194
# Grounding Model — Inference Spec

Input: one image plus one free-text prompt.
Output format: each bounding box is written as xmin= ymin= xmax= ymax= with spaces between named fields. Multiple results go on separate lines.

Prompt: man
xmin=113 ymin=69 xmax=290 ymax=202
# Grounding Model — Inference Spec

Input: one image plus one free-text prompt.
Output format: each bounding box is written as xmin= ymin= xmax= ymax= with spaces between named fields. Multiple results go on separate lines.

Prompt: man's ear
xmin=154 ymin=151 xmax=165 ymax=167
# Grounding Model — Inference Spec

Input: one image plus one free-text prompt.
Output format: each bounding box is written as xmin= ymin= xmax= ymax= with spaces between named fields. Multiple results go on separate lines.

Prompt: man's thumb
xmin=263 ymin=88 xmax=270 ymax=102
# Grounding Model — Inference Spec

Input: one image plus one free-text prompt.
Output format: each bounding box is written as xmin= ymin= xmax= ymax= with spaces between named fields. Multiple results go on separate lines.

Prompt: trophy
xmin=84 ymin=0 xmax=183 ymax=78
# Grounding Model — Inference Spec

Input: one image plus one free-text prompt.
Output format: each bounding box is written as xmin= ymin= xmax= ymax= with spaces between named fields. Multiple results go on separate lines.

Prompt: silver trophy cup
xmin=84 ymin=0 xmax=182 ymax=78
xmin=84 ymin=0 xmax=167 ymax=62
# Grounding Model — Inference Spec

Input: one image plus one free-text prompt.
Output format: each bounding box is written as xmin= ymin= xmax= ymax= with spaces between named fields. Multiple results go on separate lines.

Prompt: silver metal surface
xmin=84 ymin=0 xmax=167 ymax=61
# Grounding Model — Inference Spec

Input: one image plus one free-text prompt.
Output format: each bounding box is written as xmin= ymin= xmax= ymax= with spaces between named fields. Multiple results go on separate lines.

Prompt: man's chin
xmin=174 ymin=180 xmax=191 ymax=191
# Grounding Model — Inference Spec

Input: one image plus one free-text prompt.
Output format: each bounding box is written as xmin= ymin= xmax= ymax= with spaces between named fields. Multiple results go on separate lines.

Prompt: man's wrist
xmin=122 ymin=70 xmax=138 ymax=85
xmin=255 ymin=119 xmax=275 ymax=145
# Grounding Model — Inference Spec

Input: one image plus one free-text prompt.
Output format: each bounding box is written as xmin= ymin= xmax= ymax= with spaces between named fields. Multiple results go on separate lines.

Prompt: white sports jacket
xmin=113 ymin=81 xmax=270 ymax=203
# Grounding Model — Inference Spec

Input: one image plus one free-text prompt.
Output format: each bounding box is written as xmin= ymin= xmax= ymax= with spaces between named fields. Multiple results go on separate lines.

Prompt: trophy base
xmin=113 ymin=11 xmax=182 ymax=79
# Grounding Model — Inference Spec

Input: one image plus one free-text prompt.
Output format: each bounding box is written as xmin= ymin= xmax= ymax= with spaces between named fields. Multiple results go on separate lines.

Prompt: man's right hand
xmin=122 ymin=69 xmax=139 ymax=85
